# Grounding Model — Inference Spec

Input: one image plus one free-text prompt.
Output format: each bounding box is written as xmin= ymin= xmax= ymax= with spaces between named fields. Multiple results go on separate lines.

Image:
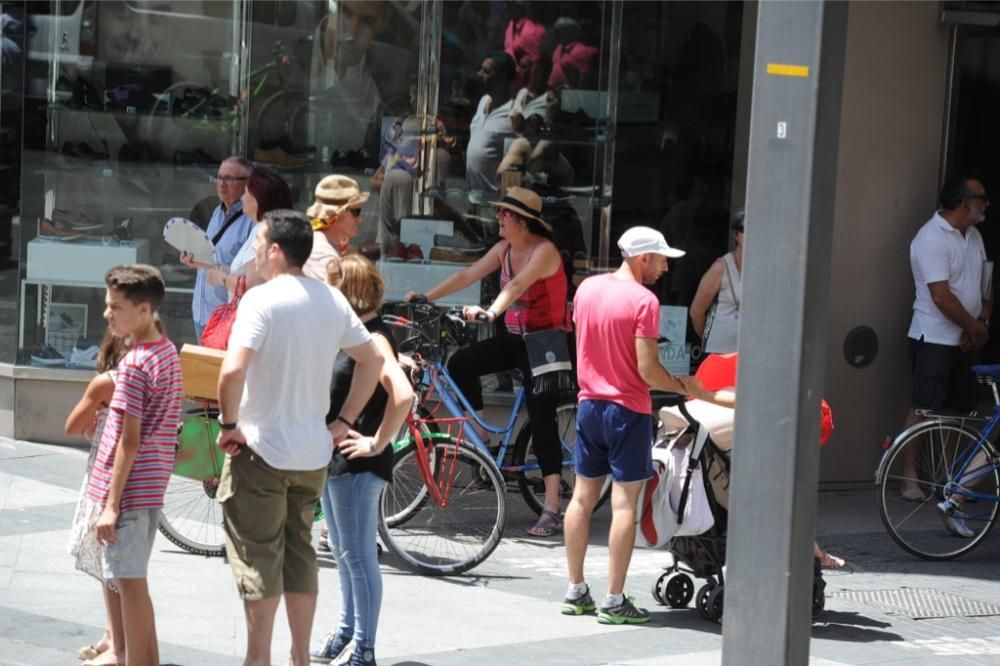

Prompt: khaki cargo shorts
xmin=218 ymin=449 xmax=326 ymax=600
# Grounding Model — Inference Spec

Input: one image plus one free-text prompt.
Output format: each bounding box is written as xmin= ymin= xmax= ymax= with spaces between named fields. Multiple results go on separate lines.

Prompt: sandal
xmin=527 ymin=509 xmax=563 ymax=537
xmin=78 ymin=645 xmax=102 ymax=661
xmin=818 ymin=551 xmax=846 ymax=570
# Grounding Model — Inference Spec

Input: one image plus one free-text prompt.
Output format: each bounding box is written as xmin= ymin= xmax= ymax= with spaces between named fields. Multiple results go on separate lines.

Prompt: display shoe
xmin=37 ymin=218 xmax=83 ymax=241
xmin=30 ymin=345 xmax=67 ymax=367
xmin=258 ymin=136 xmax=315 ymax=157
xmin=52 ymin=208 xmax=102 ymax=231
xmin=74 ymin=141 xmax=109 ymax=161
xmin=358 ymin=242 xmax=381 ymax=261
xmin=68 ymin=341 xmax=100 ymax=369
xmin=404 ymin=243 xmax=424 ymax=263
xmin=429 ymin=246 xmax=479 ymax=264
xmin=254 ymin=146 xmax=310 ymax=168
xmin=383 ymin=242 xmax=406 ymax=262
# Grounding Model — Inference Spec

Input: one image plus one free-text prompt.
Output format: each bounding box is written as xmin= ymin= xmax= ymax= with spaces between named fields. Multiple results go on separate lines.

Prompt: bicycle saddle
xmin=972 ymin=364 xmax=1000 ymax=380
xmin=651 ymin=391 xmax=686 ymax=408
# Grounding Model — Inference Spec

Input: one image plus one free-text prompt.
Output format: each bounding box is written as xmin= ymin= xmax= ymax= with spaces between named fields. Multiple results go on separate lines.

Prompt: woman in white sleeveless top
xmin=690 ymin=209 xmax=744 ymax=353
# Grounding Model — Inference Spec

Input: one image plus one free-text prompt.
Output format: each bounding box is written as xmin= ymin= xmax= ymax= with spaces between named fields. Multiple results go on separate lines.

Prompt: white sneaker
xmin=68 ymin=344 xmax=99 ymax=369
xmin=936 ymin=498 xmax=975 ymax=538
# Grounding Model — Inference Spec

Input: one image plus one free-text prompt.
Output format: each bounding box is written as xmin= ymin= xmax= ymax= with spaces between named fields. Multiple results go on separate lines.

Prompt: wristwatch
xmin=217 ymin=415 xmax=238 ymax=430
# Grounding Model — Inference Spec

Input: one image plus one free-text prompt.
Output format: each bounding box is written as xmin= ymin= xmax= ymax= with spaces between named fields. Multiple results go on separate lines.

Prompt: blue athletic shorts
xmin=575 ymin=399 xmax=653 ymax=483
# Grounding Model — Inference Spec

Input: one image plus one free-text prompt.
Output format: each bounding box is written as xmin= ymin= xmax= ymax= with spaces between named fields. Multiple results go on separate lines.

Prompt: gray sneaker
xmin=561 ymin=586 xmax=597 ymax=615
xmin=937 ymin=498 xmax=974 ymax=538
xmin=597 ymin=595 xmax=651 ymax=625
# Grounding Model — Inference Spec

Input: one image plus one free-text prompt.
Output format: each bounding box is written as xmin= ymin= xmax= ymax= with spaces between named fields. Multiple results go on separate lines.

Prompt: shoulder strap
xmin=722 ymin=254 xmax=739 ymax=308
xmin=211 ymin=206 xmax=245 ymax=246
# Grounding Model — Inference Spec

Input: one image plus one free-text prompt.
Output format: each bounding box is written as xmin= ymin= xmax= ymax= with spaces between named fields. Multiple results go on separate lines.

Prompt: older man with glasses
xmin=180 ymin=155 xmax=254 ymax=341
xmin=900 ymin=175 xmax=992 ymax=537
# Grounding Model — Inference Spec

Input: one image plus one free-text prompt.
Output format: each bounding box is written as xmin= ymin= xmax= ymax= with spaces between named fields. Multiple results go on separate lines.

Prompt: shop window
xmin=17 ymin=0 xmax=247 ymax=368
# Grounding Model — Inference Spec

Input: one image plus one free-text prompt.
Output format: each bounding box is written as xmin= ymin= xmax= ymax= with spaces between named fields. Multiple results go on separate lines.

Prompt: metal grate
xmin=833 ymin=588 xmax=1000 ymax=619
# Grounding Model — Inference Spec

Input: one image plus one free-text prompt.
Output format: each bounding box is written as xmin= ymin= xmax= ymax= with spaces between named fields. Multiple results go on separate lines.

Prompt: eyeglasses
xmin=967 ymin=194 xmax=990 ymax=204
xmin=214 ymin=175 xmax=248 ymax=184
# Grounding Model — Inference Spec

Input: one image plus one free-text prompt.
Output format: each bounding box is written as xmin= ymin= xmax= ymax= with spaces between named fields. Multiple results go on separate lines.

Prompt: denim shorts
xmin=102 ymin=508 xmax=160 ymax=580
xmin=575 ymin=399 xmax=653 ymax=483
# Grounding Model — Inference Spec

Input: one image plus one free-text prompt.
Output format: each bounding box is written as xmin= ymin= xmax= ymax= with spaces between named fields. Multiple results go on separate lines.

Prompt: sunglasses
xmin=347 ymin=207 xmax=363 ymax=217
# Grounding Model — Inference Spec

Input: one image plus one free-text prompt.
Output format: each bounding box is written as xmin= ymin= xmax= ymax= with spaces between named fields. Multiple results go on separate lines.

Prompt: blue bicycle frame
xmin=416 ymin=360 xmax=575 ymax=474
xmin=940 ymin=407 xmax=1000 ymax=503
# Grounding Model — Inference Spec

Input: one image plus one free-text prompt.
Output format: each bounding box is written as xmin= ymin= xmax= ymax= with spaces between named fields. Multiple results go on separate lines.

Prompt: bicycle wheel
xmin=878 ymin=420 xmax=1000 ymax=560
xmin=158 ymin=475 xmax=225 ymax=557
xmin=379 ymin=438 xmax=507 ymax=576
xmin=512 ymin=399 xmax=611 ymax=515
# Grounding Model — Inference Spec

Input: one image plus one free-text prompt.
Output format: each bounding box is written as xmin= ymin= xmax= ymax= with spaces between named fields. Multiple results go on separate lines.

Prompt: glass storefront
xmin=1 ymin=0 xmax=746 ymax=374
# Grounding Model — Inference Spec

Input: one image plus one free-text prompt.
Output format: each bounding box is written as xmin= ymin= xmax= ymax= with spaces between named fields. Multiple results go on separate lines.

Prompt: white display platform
xmin=377 ymin=260 xmax=481 ymax=306
xmin=26 ymin=238 xmax=151 ymax=284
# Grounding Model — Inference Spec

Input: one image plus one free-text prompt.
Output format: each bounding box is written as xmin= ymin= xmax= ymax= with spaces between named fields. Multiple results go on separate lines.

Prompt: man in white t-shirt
xmin=901 ymin=176 xmax=991 ymax=535
xmin=466 ymin=52 xmax=517 ymax=199
xmin=215 ymin=210 xmax=404 ymax=666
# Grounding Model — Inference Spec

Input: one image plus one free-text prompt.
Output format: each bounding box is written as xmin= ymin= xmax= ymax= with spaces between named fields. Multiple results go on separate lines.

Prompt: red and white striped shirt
xmin=87 ymin=336 xmax=182 ymax=512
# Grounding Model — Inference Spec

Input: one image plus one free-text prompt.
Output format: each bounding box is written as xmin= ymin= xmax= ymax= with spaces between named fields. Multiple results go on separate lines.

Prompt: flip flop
xmin=819 ymin=552 xmax=846 ymax=570
xmin=78 ymin=645 xmax=101 ymax=661
xmin=527 ymin=509 xmax=563 ymax=537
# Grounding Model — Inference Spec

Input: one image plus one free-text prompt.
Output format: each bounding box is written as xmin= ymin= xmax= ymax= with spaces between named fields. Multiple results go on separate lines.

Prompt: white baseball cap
xmin=617 ymin=226 xmax=685 ymax=258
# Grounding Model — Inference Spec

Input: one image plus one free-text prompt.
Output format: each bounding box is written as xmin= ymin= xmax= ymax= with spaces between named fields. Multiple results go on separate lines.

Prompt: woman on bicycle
xmin=311 ymin=255 xmax=413 ymax=666
xmin=407 ymin=186 xmax=569 ymax=537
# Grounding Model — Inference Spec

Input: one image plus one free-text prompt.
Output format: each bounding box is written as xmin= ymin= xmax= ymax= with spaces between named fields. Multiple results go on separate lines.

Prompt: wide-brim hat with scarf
xmin=306 ymin=175 xmax=370 ymax=229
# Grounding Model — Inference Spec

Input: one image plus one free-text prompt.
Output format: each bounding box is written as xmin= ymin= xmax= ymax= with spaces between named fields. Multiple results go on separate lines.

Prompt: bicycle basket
xmin=174 ymin=412 xmax=225 ymax=481
xmin=383 ymin=302 xmax=443 ymax=360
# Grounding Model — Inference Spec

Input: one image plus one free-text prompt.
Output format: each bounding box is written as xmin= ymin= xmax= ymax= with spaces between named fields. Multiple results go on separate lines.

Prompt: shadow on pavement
xmin=812 ymin=609 xmax=903 ymax=642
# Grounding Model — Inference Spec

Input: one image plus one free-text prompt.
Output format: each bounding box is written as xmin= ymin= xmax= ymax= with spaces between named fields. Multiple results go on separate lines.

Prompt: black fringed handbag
xmin=523 ymin=326 xmax=576 ymax=397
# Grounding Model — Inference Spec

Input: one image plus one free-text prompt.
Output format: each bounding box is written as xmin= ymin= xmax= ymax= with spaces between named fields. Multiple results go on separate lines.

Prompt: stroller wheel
xmin=663 ymin=573 xmax=694 ymax=609
xmin=706 ymin=585 xmax=725 ymax=623
xmin=696 ymin=582 xmax=717 ymax=620
xmin=812 ymin=559 xmax=827 ymax=620
xmin=651 ymin=573 xmax=668 ymax=605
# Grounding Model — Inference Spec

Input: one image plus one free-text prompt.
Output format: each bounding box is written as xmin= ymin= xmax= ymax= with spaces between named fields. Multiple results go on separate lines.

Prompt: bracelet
xmin=486 ymin=307 xmax=498 ymax=320
xmin=336 ymin=415 xmax=357 ymax=429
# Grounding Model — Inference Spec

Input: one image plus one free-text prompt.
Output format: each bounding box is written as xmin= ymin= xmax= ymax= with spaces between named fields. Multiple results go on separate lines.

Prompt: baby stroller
xmin=645 ymin=392 xmax=827 ymax=623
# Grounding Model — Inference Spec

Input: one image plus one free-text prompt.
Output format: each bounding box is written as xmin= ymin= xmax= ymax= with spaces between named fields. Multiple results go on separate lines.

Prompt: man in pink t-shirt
xmin=563 ymin=226 xmax=708 ymax=625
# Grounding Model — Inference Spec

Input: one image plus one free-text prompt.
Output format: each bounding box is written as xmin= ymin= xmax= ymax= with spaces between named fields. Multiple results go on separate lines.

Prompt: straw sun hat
xmin=306 ymin=175 xmax=370 ymax=229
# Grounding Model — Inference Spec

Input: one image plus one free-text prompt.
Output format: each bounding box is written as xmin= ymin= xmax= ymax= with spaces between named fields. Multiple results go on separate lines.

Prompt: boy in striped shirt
xmin=88 ymin=265 xmax=182 ymax=666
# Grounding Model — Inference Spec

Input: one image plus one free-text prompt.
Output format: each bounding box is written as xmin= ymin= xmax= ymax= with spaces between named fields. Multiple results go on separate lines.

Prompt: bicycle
xmin=377 ymin=303 xmax=610 ymax=575
xmin=158 ymin=404 xmax=227 ymax=557
xmin=875 ymin=365 xmax=1000 ymax=560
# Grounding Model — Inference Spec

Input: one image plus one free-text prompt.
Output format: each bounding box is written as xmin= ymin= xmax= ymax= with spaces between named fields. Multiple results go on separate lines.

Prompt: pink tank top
xmin=501 ymin=243 xmax=568 ymax=334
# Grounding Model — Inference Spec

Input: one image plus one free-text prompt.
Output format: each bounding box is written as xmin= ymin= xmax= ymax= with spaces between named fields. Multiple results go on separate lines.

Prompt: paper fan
xmin=163 ymin=217 xmax=215 ymax=264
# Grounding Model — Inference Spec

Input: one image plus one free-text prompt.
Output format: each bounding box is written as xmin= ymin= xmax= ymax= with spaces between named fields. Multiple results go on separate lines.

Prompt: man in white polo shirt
xmin=902 ymin=176 xmax=991 ymax=534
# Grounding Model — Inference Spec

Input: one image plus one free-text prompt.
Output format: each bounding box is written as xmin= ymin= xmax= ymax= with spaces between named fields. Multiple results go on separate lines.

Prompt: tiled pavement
xmin=3 ymin=437 xmax=1000 ymax=665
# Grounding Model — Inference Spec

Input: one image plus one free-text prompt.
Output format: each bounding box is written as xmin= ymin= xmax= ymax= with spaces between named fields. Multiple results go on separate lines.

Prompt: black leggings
xmin=446 ymin=328 xmax=563 ymax=477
